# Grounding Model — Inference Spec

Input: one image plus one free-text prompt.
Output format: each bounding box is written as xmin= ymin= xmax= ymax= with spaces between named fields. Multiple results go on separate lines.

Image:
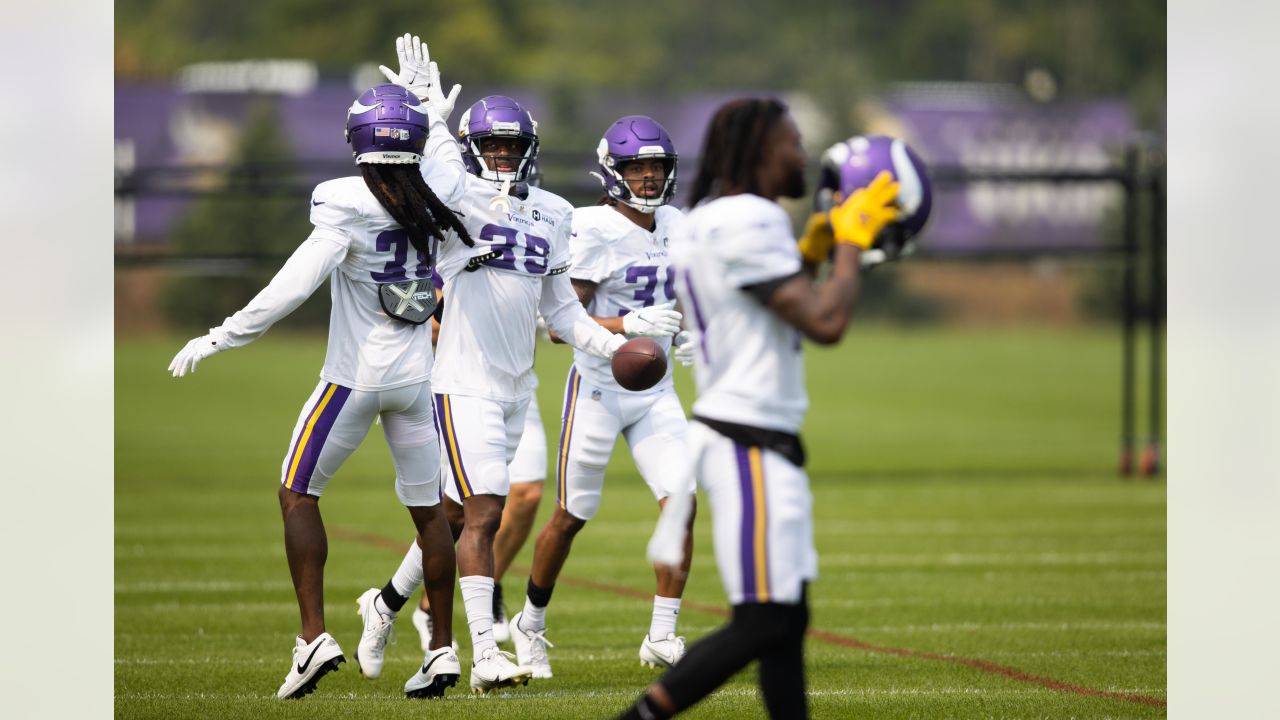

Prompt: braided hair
xmin=687 ymin=97 xmax=789 ymax=207
xmin=360 ymin=164 xmax=474 ymax=267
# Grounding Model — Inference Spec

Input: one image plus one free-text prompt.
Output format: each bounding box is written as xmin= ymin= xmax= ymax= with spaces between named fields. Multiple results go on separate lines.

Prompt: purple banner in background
xmin=882 ymin=86 xmax=1135 ymax=252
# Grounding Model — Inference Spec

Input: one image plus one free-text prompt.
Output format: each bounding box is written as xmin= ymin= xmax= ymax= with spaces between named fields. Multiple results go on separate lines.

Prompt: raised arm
xmin=377 ymin=33 xmax=467 ymax=182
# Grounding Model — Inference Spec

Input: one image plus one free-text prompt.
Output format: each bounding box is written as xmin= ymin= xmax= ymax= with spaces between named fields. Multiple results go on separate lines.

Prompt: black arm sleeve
xmin=740 ymin=270 xmax=805 ymax=306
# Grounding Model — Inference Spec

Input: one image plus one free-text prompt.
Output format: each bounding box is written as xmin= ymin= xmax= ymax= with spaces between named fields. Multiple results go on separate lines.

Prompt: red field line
xmin=331 ymin=525 xmax=1166 ymax=710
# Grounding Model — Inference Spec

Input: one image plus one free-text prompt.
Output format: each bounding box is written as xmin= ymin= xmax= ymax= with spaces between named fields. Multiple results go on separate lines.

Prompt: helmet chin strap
xmin=489 ymin=178 xmax=513 ymax=213
xmin=623 ymin=199 xmax=659 ymax=214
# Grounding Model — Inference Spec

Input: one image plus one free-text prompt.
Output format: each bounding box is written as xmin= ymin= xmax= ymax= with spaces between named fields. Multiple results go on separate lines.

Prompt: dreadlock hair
xmin=360 ymin=164 xmax=474 ymax=269
xmin=687 ymin=97 xmax=789 ymax=208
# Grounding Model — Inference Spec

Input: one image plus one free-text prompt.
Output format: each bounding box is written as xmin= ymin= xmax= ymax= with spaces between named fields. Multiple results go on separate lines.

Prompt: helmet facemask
xmin=472 ymin=134 xmax=537 ymax=186
xmin=457 ymin=96 xmax=540 ymax=190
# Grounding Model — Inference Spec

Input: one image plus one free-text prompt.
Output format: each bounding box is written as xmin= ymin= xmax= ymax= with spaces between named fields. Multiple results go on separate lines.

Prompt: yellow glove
xmin=796 ymin=212 xmax=835 ymax=264
xmin=828 ymin=170 xmax=901 ymax=250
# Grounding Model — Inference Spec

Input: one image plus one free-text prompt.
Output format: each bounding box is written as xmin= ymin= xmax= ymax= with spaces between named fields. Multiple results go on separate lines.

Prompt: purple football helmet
xmin=456 ymin=95 xmax=540 ymax=187
xmin=816 ymin=135 xmax=932 ymax=238
xmin=594 ymin=115 xmax=678 ymax=213
xmin=344 ymin=84 xmax=431 ymax=165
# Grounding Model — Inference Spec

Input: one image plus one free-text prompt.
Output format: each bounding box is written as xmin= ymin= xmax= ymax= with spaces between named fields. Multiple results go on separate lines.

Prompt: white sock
xmin=520 ymin=597 xmax=547 ymax=631
xmin=391 ymin=541 xmax=425 ymax=598
xmin=649 ymin=596 xmax=682 ymax=640
xmin=460 ymin=575 xmax=497 ymax=657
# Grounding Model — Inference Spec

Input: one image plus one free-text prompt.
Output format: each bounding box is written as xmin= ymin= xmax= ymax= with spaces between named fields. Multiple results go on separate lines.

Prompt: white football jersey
xmin=431 ymin=173 xmax=619 ymax=400
xmin=670 ymin=194 xmax=808 ymax=433
xmin=568 ymin=204 xmax=683 ymax=393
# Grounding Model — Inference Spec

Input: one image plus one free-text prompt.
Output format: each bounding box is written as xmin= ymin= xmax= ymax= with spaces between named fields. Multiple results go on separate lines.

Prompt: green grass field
xmin=116 ymin=326 xmax=1166 ymax=719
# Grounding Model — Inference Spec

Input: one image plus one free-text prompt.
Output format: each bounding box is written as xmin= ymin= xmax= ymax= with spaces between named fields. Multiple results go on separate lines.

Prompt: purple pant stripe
xmin=556 ymin=366 xmax=581 ymax=509
xmin=434 ymin=393 xmax=472 ymax=499
xmin=289 ymin=385 xmax=352 ymax=494
xmin=734 ymin=443 xmax=759 ymax=602
xmin=283 ymin=388 xmax=327 ymax=480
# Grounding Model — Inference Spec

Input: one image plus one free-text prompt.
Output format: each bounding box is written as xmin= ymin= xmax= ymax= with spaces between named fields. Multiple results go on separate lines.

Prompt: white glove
xmin=378 ymin=33 xmax=462 ymax=122
xmin=672 ymin=330 xmax=696 ymax=367
xmin=168 ymin=329 xmax=229 ymax=378
xmin=647 ymin=476 xmax=694 ymax=570
xmin=622 ymin=301 xmax=682 ymax=338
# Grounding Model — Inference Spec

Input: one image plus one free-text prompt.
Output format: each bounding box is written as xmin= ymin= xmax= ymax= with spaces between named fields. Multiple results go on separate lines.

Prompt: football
xmin=611 ymin=337 xmax=668 ymax=391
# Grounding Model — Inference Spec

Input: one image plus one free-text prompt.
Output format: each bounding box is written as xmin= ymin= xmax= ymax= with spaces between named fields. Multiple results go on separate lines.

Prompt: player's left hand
xmin=168 ymin=330 xmax=228 ymax=378
xmin=379 ymin=33 xmax=462 ymax=122
xmin=796 ymin=211 xmax=835 ymax=264
xmin=672 ymin=330 xmax=696 ymax=367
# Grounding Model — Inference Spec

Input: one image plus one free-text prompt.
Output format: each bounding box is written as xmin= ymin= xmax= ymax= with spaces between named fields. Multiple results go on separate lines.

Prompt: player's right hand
xmin=796 ymin=211 xmax=835 ymax=264
xmin=622 ymin=302 xmax=682 ymax=338
xmin=378 ymin=33 xmax=461 ymax=122
xmin=168 ymin=330 xmax=228 ymax=378
xmin=829 ymin=170 xmax=900 ymax=250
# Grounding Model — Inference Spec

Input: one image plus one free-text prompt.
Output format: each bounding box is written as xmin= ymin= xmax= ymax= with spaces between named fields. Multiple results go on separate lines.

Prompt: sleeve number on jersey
xmin=370 ymin=229 xmax=431 ymax=282
xmin=623 ymin=265 xmax=676 ymax=310
xmin=479 ymin=224 xmax=550 ymax=275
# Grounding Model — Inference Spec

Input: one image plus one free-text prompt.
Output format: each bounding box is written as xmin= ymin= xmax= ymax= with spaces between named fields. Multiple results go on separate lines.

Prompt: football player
xmin=407 ymin=192 xmax=553 ymax=652
xmin=508 ymin=115 xmax=697 ymax=680
xmin=356 ymin=34 xmax=627 ymax=696
xmin=617 ymin=98 xmax=901 ymax=720
xmin=381 ymin=269 xmax=545 ymax=652
xmin=167 ymin=82 xmax=470 ymax=700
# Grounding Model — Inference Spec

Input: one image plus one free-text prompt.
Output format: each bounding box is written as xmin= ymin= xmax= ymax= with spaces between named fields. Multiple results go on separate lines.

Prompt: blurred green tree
xmin=162 ymin=98 xmax=329 ymax=331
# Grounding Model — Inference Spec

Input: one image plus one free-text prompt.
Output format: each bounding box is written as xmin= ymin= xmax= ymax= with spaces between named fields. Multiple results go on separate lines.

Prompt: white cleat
xmin=469 ymin=646 xmax=533 ymax=694
xmin=509 ymin=611 xmax=554 ymax=679
xmin=276 ymin=632 xmax=345 ymax=699
xmin=404 ymin=646 xmax=461 ymax=699
xmin=639 ymin=632 xmax=686 ymax=669
xmin=412 ymin=606 xmax=459 ymax=653
xmin=354 ymin=588 xmax=395 ymax=679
